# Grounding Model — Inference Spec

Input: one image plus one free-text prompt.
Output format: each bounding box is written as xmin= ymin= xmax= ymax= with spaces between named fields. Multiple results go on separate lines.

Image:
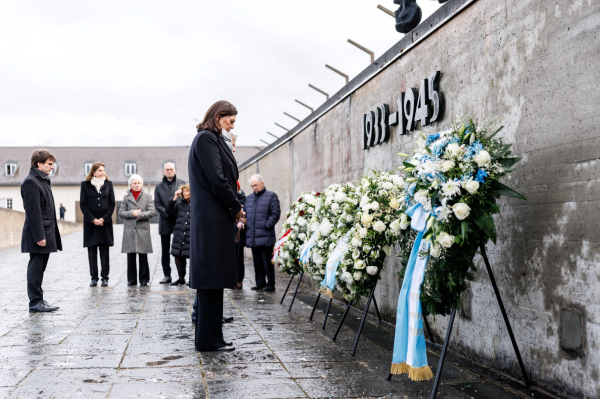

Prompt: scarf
xmin=132 ymin=189 xmax=142 ymax=202
xmin=222 ymin=129 xmax=234 ymax=151
xmin=91 ymin=176 xmax=106 ymax=193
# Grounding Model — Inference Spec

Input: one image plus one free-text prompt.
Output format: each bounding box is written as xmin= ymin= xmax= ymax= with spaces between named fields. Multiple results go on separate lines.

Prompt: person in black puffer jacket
xmin=165 ymin=183 xmax=191 ymax=286
xmin=245 ymin=174 xmax=281 ymax=292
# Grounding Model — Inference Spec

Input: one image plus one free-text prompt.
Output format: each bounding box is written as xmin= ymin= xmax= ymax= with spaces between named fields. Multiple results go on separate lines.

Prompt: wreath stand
xmin=386 ymin=244 xmax=530 ymax=399
xmin=329 ymin=279 xmax=382 ymax=356
xmin=280 ymin=271 xmax=304 ymax=312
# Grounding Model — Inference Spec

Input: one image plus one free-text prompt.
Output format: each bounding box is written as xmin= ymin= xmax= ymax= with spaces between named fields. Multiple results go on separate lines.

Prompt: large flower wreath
xmin=335 ymin=171 xmax=409 ymax=300
xmin=276 ymin=191 xmax=319 ymax=275
xmin=397 ymin=119 xmax=525 ymax=316
xmin=304 ymin=183 xmax=358 ymax=284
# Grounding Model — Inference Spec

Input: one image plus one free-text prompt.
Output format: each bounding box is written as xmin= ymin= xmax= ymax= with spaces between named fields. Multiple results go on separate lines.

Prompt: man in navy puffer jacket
xmin=245 ymin=174 xmax=281 ymax=291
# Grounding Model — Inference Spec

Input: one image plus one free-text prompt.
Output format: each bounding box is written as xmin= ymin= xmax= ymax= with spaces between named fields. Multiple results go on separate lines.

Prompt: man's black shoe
xmin=222 ymin=316 xmax=234 ymax=324
xmin=127 ymin=282 xmax=136 ymax=286
xmin=101 ymin=279 xmax=108 ymax=287
xmin=29 ymin=302 xmax=58 ymax=313
xmin=159 ymin=276 xmax=172 ymax=284
xmin=224 ymin=341 xmax=233 ymax=346
xmin=90 ymin=279 xmax=98 ymax=287
xmin=42 ymin=300 xmax=59 ymax=310
xmin=140 ymin=282 xmax=149 ymax=287
xmin=251 ymin=285 xmax=265 ymax=291
xmin=260 ymin=286 xmax=275 ymax=292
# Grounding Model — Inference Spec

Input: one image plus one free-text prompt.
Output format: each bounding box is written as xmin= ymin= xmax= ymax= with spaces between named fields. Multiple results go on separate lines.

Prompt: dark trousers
xmin=174 ymin=255 xmax=187 ymax=281
xmin=160 ymin=234 xmax=172 ymax=277
xmin=235 ymin=243 xmax=245 ymax=284
xmin=27 ymin=253 xmax=50 ymax=307
xmin=251 ymin=246 xmax=275 ymax=288
xmin=88 ymin=245 xmax=110 ymax=280
xmin=195 ymin=289 xmax=226 ymax=350
xmin=127 ymin=253 xmax=150 ymax=284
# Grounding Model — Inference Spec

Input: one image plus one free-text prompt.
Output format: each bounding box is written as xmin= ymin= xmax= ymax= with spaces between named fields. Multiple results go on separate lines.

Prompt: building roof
xmin=0 ymin=146 xmax=264 ymax=186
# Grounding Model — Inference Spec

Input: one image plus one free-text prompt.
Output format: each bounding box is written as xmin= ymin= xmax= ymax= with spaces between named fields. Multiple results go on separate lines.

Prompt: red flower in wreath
xmin=315 ymin=192 xmax=321 ymax=197
xmin=299 ymin=210 xmax=305 ymax=217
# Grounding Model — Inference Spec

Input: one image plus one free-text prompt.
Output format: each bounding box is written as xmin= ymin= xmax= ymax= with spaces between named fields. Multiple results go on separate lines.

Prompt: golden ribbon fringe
xmin=319 ymin=287 xmax=334 ymax=298
xmin=390 ymin=363 xmax=434 ymax=381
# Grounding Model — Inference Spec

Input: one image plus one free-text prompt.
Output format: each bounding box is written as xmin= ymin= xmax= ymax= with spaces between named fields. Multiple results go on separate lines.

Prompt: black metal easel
xmin=386 ymin=244 xmax=530 ymax=398
xmin=308 ymin=292 xmax=334 ymax=329
xmin=279 ymin=271 xmax=304 ymax=312
xmin=330 ymin=279 xmax=382 ymax=356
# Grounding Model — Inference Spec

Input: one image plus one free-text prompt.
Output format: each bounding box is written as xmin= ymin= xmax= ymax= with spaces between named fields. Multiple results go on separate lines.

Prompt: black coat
xmin=80 ymin=180 xmax=115 ymax=247
xmin=166 ymin=198 xmax=191 ymax=258
xmin=189 ymin=129 xmax=242 ymax=290
xmin=235 ymin=190 xmax=247 ymax=247
xmin=20 ymin=168 xmax=62 ymax=254
xmin=154 ymin=175 xmax=186 ymax=235
xmin=245 ymin=187 xmax=281 ymax=248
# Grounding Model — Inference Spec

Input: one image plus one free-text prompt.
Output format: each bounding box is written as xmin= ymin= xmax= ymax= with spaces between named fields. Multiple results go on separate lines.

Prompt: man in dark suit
xmin=154 ymin=162 xmax=186 ymax=284
xmin=21 ymin=150 xmax=62 ymax=313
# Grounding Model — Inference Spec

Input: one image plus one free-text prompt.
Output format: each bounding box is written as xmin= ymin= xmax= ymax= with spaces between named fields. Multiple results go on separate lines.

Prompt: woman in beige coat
xmin=119 ymin=174 xmax=155 ymax=286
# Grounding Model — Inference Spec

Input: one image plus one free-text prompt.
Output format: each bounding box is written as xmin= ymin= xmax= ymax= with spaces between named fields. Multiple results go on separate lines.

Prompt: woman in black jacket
xmin=165 ymin=183 xmax=190 ymax=286
xmin=80 ymin=162 xmax=115 ymax=287
xmin=234 ymin=182 xmax=246 ymax=289
xmin=189 ymin=100 xmax=244 ymax=352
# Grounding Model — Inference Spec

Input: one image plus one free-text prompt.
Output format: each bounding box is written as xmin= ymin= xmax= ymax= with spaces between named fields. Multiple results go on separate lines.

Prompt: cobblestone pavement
xmin=0 ymin=226 xmax=531 ymax=399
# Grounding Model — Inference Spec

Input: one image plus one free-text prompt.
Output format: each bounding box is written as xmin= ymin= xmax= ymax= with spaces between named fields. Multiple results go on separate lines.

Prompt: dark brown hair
xmin=85 ymin=162 xmax=110 ymax=182
xmin=30 ymin=150 xmax=56 ymax=169
xmin=197 ymin=100 xmax=237 ymax=132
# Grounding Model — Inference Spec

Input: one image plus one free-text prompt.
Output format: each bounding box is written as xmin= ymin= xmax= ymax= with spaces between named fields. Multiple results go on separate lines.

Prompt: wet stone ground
xmin=0 ymin=226 xmax=530 ymax=399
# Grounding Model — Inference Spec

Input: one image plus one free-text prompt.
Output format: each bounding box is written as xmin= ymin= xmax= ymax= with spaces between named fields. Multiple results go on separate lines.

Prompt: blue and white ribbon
xmin=390 ymin=203 xmax=434 ymax=381
xmin=319 ymin=231 xmax=352 ymax=298
xmin=299 ymin=225 xmax=320 ymax=265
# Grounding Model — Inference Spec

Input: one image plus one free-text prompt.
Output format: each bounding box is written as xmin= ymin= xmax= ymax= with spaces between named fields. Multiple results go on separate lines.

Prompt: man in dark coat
xmin=59 ymin=204 xmax=66 ymax=220
xmin=189 ymin=103 xmax=243 ymax=352
xmin=21 ymin=150 xmax=62 ymax=313
xmin=245 ymin=174 xmax=281 ymax=292
xmin=154 ymin=162 xmax=186 ymax=284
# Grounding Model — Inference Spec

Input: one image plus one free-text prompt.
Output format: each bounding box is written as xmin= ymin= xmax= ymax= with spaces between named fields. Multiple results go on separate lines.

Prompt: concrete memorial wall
xmin=238 ymin=0 xmax=600 ymax=397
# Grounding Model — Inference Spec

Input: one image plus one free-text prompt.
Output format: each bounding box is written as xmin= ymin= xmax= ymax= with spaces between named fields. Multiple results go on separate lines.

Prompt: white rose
xmin=287 ymin=242 xmax=295 ymax=250
xmin=334 ymin=192 xmax=347 ymax=202
xmin=342 ymin=271 xmax=353 ymax=284
xmin=438 ymin=231 xmax=455 ymax=248
xmin=319 ymin=219 xmax=332 ymax=235
xmin=308 ymin=207 xmax=315 ymax=213
xmin=290 ymin=233 xmax=296 ymax=239
xmin=462 ymin=180 xmax=480 ymax=194
xmin=317 ymin=240 xmax=324 ymax=248
xmin=353 ymin=271 xmax=363 ymax=281
xmin=305 ymin=195 xmax=316 ymax=206
xmin=297 ymin=217 xmax=306 ymax=226
xmin=313 ymin=252 xmax=324 ymax=265
xmin=390 ymin=219 xmax=401 ymax=233
xmin=331 ymin=203 xmax=339 ymax=212
xmin=381 ymin=182 xmax=394 ymax=190
xmin=440 ymin=160 xmax=455 ymax=172
xmin=298 ymin=203 xmax=306 ymax=210
xmin=473 ymin=150 xmax=491 ymax=167
xmin=414 ymin=189 xmax=429 ymax=205
xmin=361 ymin=213 xmax=373 ymax=227
xmin=370 ymin=202 xmax=380 ymax=211
xmin=430 ymin=244 xmax=441 ymax=258
xmin=373 ymin=220 xmax=386 ymax=233
xmin=452 ymin=203 xmax=471 ymax=220
xmin=351 ymin=237 xmax=362 ymax=248
xmin=354 ymin=259 xmax=366 ymax=269
xmin=400 ymin=214 xmax=410 ymax=230
xmin=389 ymin=198 xmax=400 ymax=209
xmin=359 ymin=228 xmax=368 ymax=238
xmin=366 ymin=266 xmax=378 ymax=275
xmin=345 ymin=213 xmax=354 ymax=222
xmin=299 ymin=233 xmax=306 ymax=240
xmin=446 ymin=143 xmax=461 ymax=156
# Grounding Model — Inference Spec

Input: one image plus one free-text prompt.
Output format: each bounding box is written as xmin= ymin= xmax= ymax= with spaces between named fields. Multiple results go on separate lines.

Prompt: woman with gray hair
xmin=119 ymin=174 xmax=156 ymax=286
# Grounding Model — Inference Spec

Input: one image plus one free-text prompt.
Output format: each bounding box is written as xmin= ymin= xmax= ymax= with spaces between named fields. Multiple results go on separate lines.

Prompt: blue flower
xmin=426 ymin=133 xmax=440 ymax=146
xmin=474 ymin=169 xmax=488 ymax=183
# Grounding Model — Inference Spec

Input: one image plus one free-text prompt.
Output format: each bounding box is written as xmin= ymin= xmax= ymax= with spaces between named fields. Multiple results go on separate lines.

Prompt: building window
xmin=124 ymin=162 xmax=137 ymax=176
xmin=4 ymin=162 xmax=18 ymax=177
xmin=84 ymin=163 xmax=94 ymax=176
xmin=0 ymin=198 xmax=13 ymax=209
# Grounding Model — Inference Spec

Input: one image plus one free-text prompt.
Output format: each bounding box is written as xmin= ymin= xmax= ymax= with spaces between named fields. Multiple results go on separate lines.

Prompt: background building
xmin=0 ymin=145 xmax=262 ymax=223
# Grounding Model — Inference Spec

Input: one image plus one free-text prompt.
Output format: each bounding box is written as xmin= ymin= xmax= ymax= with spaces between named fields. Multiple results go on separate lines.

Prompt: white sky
xmin=0 ymin=0 xmax=441 ymax=147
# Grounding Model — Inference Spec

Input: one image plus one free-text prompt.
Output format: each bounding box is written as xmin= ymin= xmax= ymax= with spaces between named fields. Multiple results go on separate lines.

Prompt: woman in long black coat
xmin=189 ymin=100 xmax=243 ymax=352
xmin=80 ymin=162 xmax=115 ymax=287
xmin=165 ymin=183 xmax=191 ymax=286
